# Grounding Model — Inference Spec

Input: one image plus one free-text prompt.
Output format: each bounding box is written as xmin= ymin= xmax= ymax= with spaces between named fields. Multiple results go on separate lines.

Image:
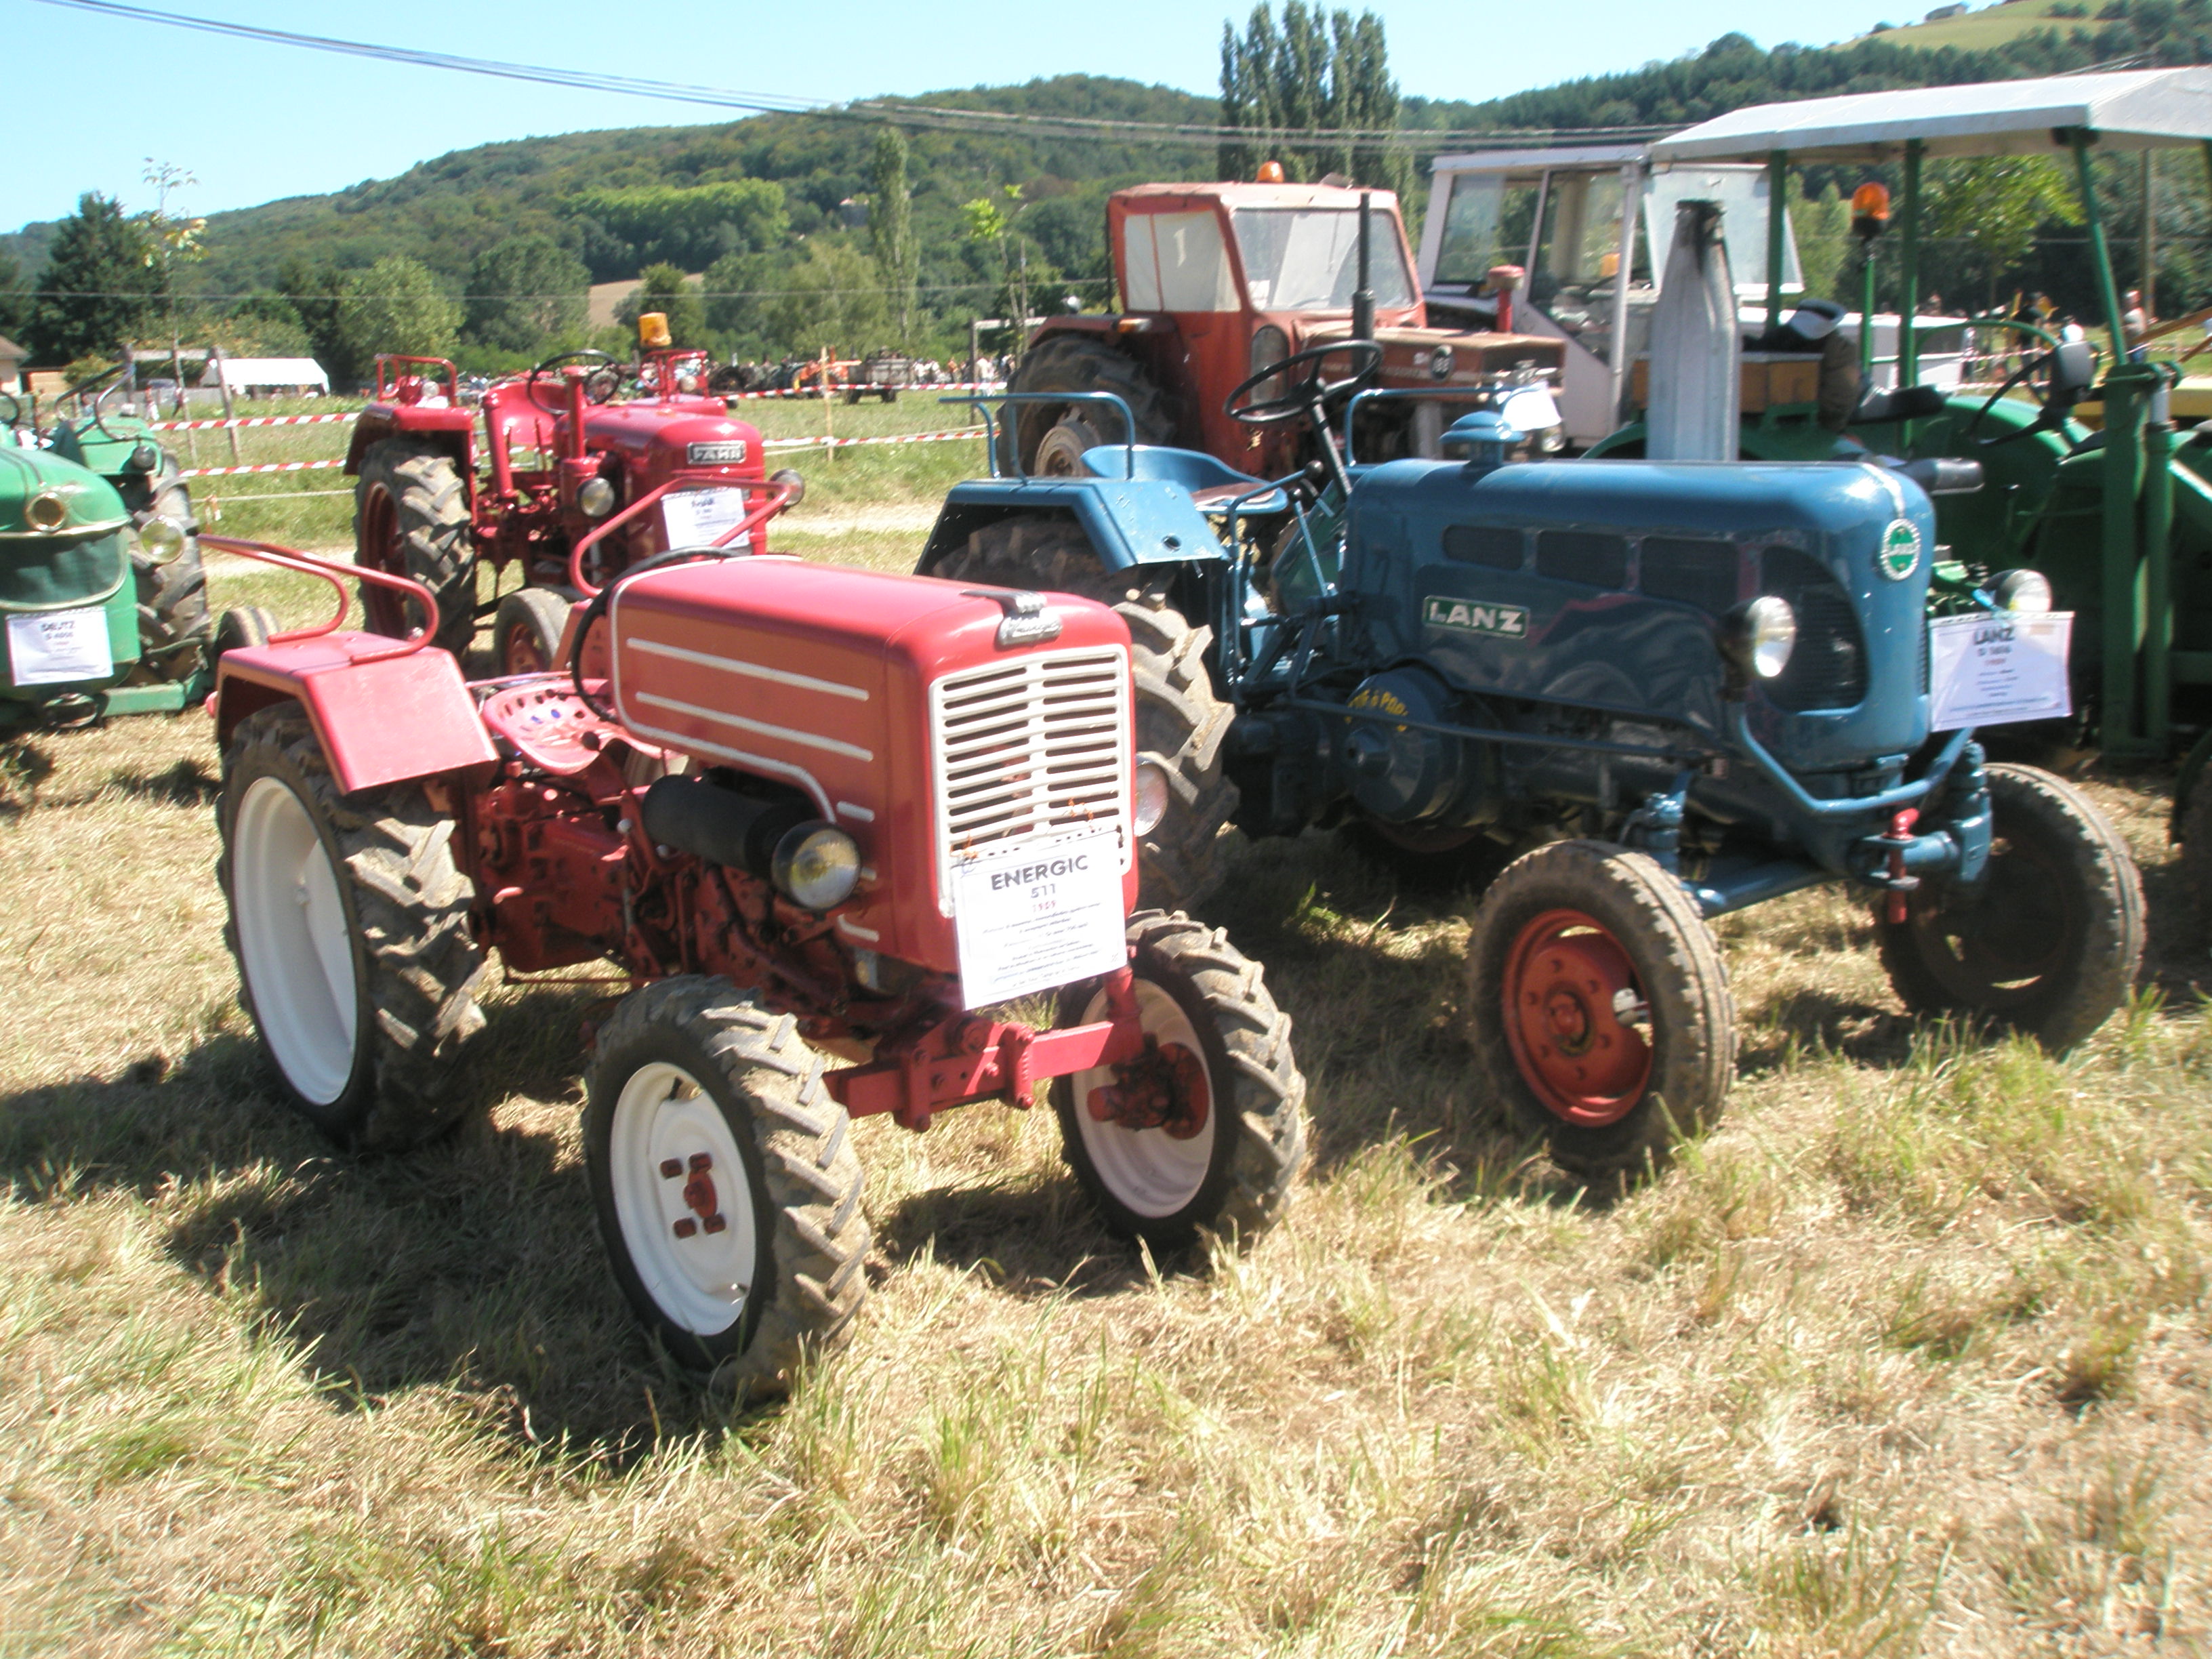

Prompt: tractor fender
xmin=212 ymin=634 xmax=497 ymax=796
xmin=916 ymin=477 xmax=1226 ymax=576
xmin=344 ymin=405 xmax=476 ymax=476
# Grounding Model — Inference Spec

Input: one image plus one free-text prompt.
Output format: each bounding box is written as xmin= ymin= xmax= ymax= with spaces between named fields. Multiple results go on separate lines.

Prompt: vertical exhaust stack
xmin=1647 ymin=199 xmax=1739 ymax=461
xmin=1352 ymin=192 xmax=1376 ymax=344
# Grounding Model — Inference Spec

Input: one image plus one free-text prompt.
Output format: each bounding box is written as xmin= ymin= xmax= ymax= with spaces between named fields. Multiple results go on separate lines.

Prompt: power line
xmin=32 ymin=0 xmax=1671 ymax=152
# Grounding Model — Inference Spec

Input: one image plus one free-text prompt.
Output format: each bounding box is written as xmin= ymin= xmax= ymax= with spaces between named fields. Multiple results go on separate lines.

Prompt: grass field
xmin=3 ymin=439 xmax=2211 ymax=1654
xmin=1853 ymin=0 xmax=2089 ymax=53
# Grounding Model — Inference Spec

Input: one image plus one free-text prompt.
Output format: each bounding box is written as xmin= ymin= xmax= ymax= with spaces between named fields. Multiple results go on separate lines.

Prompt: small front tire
xmin=585 ymin=979 xmax=871 ymax=1382
xmin=493 ymin=586 xmax=573 ymax=676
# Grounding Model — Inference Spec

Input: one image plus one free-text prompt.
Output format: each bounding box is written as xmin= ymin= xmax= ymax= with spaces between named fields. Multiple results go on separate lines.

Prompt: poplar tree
xmin=869 ymin=128 xmax=918 ymax=349
xmin=1217 ymin=5 xmax=1409 ymax=198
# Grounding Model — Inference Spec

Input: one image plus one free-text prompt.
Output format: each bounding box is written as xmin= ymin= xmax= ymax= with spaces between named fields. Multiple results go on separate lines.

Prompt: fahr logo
xmin=1423 ymin=595 xmax=1529 ymax=640
xmin=1877 ymin=518 xmax=1923 ymax=581
xmin=687 ymin=441 xmax=749 ymax=466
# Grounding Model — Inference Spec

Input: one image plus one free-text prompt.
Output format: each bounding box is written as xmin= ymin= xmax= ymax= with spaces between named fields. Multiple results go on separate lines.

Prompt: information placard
xmin=951 ymin=825 xmax=1128 ymax=1010
xmin=7 ymin=607 xmax=112 ymax=687
xmin=661 ymin=487 xmax=752 ymax=551
xmin=1928 ymin=611 xmax=2073 ymax=731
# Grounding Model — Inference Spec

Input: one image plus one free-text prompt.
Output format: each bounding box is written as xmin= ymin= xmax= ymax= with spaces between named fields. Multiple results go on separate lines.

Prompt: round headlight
xmin=1428 ymin=344 xmax=1456 ymax=381
xmin=24 ymin=489 xmax=68 ymax=532
xmin=770 ymin=467 xmax=806 ymax=508
xmin=676 ymin=373 xmax=701 ymax=394
xmin=1990 ymin=568 xmax=2053 ymax=614
xmin=1723 ymin=596 xmax=1798 ymax=680
xmin=771 ymin=822 xmax=860 ymax=909
xmin=137 ymin=514 xmax=188 ymax=565
xmin=1134 ymin=759 xmax=1171 ymax=835
xmin=576 ymin=476 xmax=617 ymax=518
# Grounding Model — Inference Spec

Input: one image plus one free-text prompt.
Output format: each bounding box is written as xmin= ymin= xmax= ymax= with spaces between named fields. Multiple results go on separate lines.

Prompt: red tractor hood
xmin=581 ymin=401 xmax=763 ymax=467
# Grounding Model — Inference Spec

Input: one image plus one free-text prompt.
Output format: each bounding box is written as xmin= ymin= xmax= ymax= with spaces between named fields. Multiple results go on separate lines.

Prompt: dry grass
xmin=3 ymin=548 xmax=2211 ymax=1655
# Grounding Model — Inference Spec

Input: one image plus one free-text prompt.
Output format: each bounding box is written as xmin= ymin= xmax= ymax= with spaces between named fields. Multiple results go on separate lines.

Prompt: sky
xmin=9 ymin=0 xmax=1934 ymax=232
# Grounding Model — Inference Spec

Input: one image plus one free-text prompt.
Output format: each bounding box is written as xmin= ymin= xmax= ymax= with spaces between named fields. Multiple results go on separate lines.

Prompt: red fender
xmin=213 ymin=632 xmax=497 ymax=795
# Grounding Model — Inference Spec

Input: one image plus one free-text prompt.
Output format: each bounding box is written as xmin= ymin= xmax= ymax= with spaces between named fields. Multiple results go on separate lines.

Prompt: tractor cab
xmin=1004 ymin=176 xmax=1566 ymax=481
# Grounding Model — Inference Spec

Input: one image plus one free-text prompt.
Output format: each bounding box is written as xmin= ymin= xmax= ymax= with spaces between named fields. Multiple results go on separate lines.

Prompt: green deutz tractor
xmin=2 ymin=369 xmax=209 ymax=728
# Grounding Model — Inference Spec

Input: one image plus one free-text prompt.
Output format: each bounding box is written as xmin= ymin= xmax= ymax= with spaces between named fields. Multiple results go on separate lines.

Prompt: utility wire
xmin=32 ymin=0 xmax=1672 ymax=151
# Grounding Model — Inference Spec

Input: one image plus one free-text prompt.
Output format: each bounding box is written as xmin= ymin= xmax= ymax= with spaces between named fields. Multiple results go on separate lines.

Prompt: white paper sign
xmin=1928 ymin=611 xmax=2073 ymax=731
xmin=952 ymin=825 xmax=1128 ymax=1010
xmin=661 ymin=486 xmax=752 ymax=550
xmin=8 ymin=607 xmax=113 ymax=687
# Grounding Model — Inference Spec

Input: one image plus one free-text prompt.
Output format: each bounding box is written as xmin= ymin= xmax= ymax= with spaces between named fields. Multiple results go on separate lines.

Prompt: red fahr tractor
xmin=1002 ymin=174 xmax=1567 ymax=478
xmin=205 ymin=516 xmax=1307 ymax=1383
xmin=345 ymin=321 xmax=792 ymax=674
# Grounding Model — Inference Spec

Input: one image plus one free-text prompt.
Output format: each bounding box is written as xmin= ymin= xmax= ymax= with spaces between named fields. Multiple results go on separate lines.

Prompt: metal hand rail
xmin=567 ymin=476 xmax=798 ymax=596
xmin=200 ymin=533 xmax=442 ymax=663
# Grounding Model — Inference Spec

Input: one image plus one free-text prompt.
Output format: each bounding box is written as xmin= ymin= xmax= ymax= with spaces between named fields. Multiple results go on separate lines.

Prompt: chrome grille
xmin=928 ymin=645 xmax=1131 ymax=909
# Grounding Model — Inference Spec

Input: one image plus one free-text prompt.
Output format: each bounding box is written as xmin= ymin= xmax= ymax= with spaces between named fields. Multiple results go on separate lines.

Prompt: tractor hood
xmin=0 ymin=447 xmax=134 ymax=632
xmin=1303 ymin=320 xmax=1565 ymax=386
xmin=579 ymin=401 xmax=764 ymax=472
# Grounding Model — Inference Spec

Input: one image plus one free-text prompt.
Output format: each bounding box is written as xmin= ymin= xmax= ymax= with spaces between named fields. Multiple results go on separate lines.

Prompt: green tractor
xmin=1 ymin=367 xmax=211 ymax=729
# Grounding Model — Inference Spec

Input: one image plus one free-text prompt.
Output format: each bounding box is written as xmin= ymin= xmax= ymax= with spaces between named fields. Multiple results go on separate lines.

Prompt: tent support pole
xmin=1898 ymin=140 xmax=1923 ymax=390
xmin=1765 ymin=150 xmax=1788 ymax=336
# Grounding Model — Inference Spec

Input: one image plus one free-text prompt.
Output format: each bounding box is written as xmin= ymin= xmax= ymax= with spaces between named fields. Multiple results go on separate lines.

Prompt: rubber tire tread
xmin=494 ymin=586 xmax=573 ymax=674
xmin=218 ymin=703 xmax=489 ymax=1149
xmin=1056 ymin=909 xmax=1307 ymax=1247
xmin=130 ymin=470 xmax=211 ymax=679
xmin=1876 ymin=763 xmax=2144 ymax=1051
xmin=354 ymin=438 xmax=476 ymax=658
xmin=2183 ymin=782 xmax=2212 ymax=947
xmin=932 ymin=515 xmax=1236 ymax=911
xmin=1002 ymin=333 xmax=1175 ymax=474
xmin=586 ymin=977 xmax=870 ymax=1386
xmin=1467 ymin=840 xmax=1736 ymax=1181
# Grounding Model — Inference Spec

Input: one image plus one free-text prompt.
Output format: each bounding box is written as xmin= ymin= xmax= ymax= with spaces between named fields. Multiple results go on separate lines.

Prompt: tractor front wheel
xmin=1467 ymin=840 xmax=1736 ymax=1181
xmin=354 ymin=438 xmax=476 ymax=658
xmin=1054 ymin=910 xmax=1306 ymax=1250
xmin=493 ymin=586 xmax=573 ymax=676
xmin=219 ymin=703 xmax=488 ymax=1149
xmin=929 ymin=515 xmax=1236 ymax=911
xmin=585 ymin=978 xmax=871 ymax=1382
xmin=1877 ymin=763 xmax=2143 ymax=1050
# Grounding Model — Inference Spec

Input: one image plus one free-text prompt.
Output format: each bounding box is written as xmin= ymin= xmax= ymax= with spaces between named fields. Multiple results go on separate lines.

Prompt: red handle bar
xmin=567 ymin=477 xmax=800 ymax=597
xmin=199 ymin=534 xmax=443 ymax=665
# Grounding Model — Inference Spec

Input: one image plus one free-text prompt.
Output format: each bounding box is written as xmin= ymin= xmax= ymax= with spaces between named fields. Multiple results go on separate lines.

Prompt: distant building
xmin=0 ymin=335 xmax=24 ymax=392
xmin=200 ymin=356 xmax=331 ymax=397
xmin=1925 ymin=3 xmax=1967 ymax=17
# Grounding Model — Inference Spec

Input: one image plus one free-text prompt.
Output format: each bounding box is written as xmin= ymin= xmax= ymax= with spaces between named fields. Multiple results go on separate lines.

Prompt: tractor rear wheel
xmin=2183 ymin=782 xmax=2212 ymax=946
xmin=219 ymin=703 xmax=488 ymax=1149
xmin=493 ymin=586 xmax=573 ymax=676
xmin=1054 ymin=910 xmax=1306 ymax=1249
xmin=128 ymin=468 xmax=211 ymax=682
xmin=585 ymin=977 xmax=870 ymax=1384
xmin=1002 ymin=333 xmax=1174 ymax=476
xmin=354 ymin=438 xmax=476 ymax=658
xmin=1877 ymin=763 xmax=2142 ymax=1050
xmin=928 ymin=514 xmax=1237 ymax=911
xmin=1467 ymin=840 xmax=1736 ymax=1181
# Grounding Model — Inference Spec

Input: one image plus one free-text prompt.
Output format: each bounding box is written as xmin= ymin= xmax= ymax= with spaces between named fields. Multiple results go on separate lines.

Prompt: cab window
xmin=1123 ymin=211 xmax=1240 ymax=312
xmin=1231 ymin=209 xmax=1416 ymax=310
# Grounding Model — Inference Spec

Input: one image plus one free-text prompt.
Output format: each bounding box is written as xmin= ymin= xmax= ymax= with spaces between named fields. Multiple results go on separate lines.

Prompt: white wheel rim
xmin=232 ymin=774 xmax=359 ymax=1105
xmin=608 ymin=1061 xmax=758 ymax=1337
xmin=1071 ymin=980 xmax=1217 ymax=1218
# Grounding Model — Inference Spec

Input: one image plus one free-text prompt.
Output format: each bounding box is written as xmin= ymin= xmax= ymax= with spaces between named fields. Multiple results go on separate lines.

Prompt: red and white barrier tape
xmin=178 ymin=457 xmax=348 ymax=478
xmin=151 ymin=411 xmax=359 ymax=432
xmin=762 ymin=427 xmax=983 ymax=452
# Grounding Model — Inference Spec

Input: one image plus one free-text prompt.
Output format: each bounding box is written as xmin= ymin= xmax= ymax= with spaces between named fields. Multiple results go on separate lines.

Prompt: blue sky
xmin=11 ymin=0 xmax=1932 ymax=230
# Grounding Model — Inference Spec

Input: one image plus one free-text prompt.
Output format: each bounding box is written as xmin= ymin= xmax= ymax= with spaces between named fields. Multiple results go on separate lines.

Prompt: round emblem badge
xmin=1877 ymin=517 xmax=1922 ymax=581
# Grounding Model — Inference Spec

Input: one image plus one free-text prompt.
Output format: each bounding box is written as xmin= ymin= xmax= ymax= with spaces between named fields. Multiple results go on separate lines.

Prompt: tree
xmin=0 ymin=252 xmax=26 ymax=339
xmin=277 ymin=254 xmax=348 ymax=372
xmin=335 ymin=255 xmax=461 ymax=383
xmin=464 ymin=234 xmax=590 ymax=354
xmin=868 ymin=129 xmax=918 ymax=348
xmin=24 ymin=192 xmax=162 ymax=365
xmin=565 ymin=180 xmax=789 ymax=277
xmin=1218 ymin=3 xmax=1408 ymax=197
xmin=617 ymin=263 xmax=706 ymax=348
xmin=764 ymin=242 xmax=890 ymax=359
xmin=1921 ymin=158 xmax=2083 ymax=310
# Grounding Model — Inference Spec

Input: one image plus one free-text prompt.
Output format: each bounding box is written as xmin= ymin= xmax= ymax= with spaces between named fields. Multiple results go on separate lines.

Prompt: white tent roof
xmin=203 ymin=356 xmax=330 ymax=390
xmin=1650 ymin=67 xmax=2212 ymax=164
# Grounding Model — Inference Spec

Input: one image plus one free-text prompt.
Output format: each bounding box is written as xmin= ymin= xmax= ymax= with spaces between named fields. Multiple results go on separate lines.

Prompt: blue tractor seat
xmin=1082 ymin=444 xmax=1288 ymax=513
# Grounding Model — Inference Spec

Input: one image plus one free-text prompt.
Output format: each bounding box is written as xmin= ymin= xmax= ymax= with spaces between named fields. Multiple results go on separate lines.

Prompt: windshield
xmin=1231 ymin=209 xmax=1416 ymax=311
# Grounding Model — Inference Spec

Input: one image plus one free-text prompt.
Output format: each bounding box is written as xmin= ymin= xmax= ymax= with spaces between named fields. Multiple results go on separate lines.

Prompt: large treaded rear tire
xmin=218 ymin=703 xmax=489 ymax=1149
xmin=585 ymin=977 xmax=870 ymax=1385
xmin=930 ymin=514 xmax=1235 ymax=911
xmin=1002 ymin=333 xmax=1174 ymax=475
xmin=354 ymin=438 xmax=476 ymax=658
xmin=1054 ymin=910 xmax=1306 ymax=1248
xmin=129 ymin=468 xmax=211 ymax=682
xmin=2182 ymin=781 xmax=2212 ymax=947
xmin=1877 ymin=763 xmax=2143 ymax=1050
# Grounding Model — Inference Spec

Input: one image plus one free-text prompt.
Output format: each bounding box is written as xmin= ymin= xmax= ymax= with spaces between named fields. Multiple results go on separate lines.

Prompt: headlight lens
xmin=576 ymin=476 xmax=617 ymax=518
xmin=1991 ymin=568 xmax=2053 ymax=613
xmin=771 ymin=822 xmax=860 ymax=909
xmin=770 ymin=466 xmax=806 ymax=507
xmin=137 ymin=514 xmax=188 ymax=565
xmin=1723 ymin=596 xmax=1798 ymax=680
xmin=24 ymin=489 xmax=68 ymax=532
xmin=1134 ymin=759 xmax=1170 ymax=835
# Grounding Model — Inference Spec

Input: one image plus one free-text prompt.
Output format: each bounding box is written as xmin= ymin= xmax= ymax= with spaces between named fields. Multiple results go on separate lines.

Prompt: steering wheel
xmin=528 ymin=348 xmax=622 ymax=411
xmin=1225 ymin=340 xmax=1384 ymax=427
xmin=1962 ymin=343 xmax=2097 ymax=447
xmin=60 ymin=362 xmax=134 ymax=439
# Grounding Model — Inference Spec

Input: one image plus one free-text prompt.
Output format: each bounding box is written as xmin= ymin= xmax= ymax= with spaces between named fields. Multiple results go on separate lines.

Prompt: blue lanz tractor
xmin=918 ymin=342 xmax=2145 ymax=1177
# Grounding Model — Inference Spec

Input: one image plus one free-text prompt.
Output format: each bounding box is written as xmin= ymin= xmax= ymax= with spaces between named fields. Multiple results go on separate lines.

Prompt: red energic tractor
xmin=1002 ymin=176 xmax=1567 ymax=478
xmin=205 ymin=514 xmax=1306 ymax=1383
xmin=344 ymin=325 xmax=794 ymax=674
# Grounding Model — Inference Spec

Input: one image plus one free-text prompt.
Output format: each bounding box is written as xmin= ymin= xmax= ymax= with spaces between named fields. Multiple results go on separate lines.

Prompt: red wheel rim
xmin=1500 ymin=908 xmax=1654 ymax=1127
xmin=500 ymin=621 xmax=548 ymax=675
xmin=356 ymin=483 xmax=407 ymax=636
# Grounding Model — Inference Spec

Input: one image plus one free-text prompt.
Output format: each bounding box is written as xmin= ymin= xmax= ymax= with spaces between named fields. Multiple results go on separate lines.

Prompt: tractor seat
xmin=1082 ymin=444 xmax=1288 ymax=513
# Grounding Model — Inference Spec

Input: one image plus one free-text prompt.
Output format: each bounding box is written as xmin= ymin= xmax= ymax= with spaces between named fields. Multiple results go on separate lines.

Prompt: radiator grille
xmin=1760 ymin=545 xmax=1868 ymax=712
xmin=928 ymin=645 xmax=1131 ymax=909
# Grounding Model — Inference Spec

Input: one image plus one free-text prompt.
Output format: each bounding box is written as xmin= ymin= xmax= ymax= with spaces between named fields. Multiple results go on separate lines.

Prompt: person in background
xmin=2123 ymin=289 xmax=2149 ymax=340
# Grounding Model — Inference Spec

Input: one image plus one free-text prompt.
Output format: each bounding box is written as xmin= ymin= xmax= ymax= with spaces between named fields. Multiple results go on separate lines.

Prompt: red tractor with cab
xmin=346 ymin=321 xmax=796 ymax=674
xmin=1002 ymin=174 xmax=1566 ymax=478
xmin=205 ymin=509 xmax=1305 ymax=1385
